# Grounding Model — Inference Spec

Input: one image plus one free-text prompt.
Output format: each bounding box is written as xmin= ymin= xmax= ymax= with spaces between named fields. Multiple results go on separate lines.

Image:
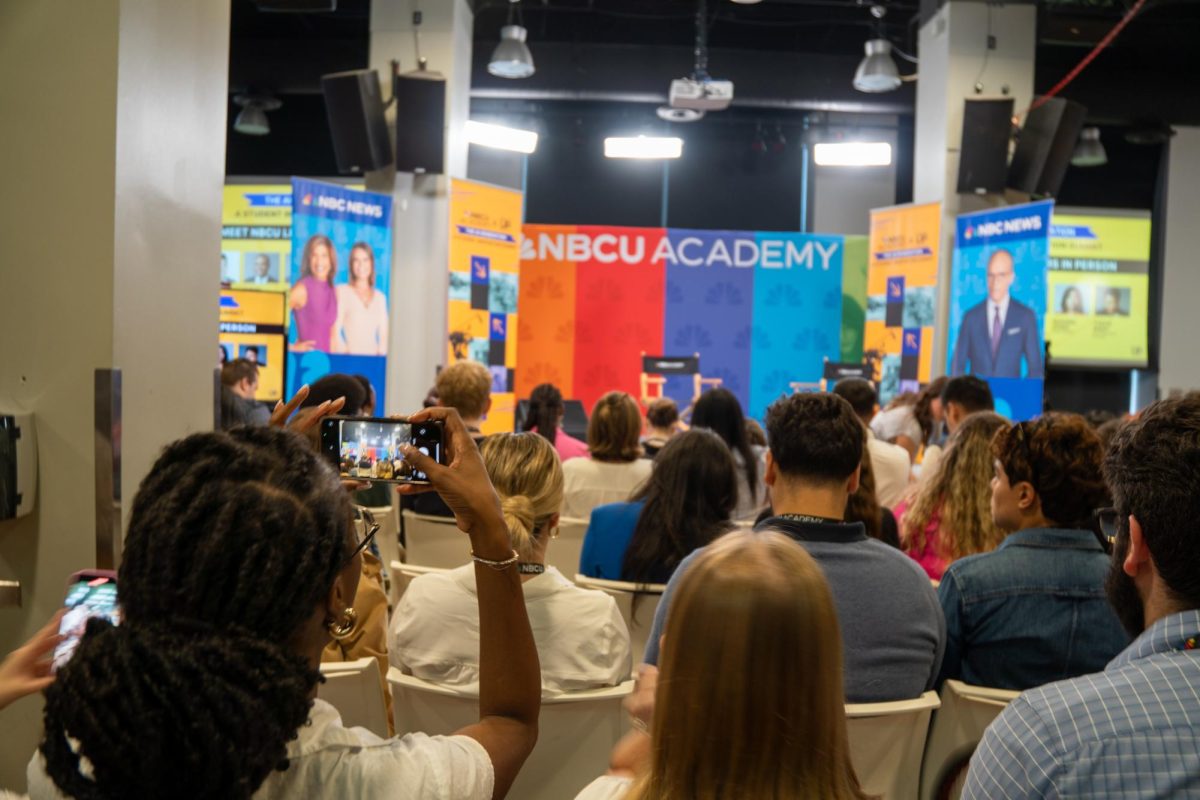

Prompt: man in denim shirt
xmin=937 ymin=413 xmax=1129 ymax=690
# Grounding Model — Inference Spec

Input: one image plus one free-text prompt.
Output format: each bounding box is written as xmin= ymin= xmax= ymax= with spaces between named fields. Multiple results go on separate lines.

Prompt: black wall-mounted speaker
xmin=1007 ymin=97 xmax=1087 ymax=197
xmin=320 ymin=69 xmax=392 ymax=174
xmin=394 ymin=72 xmax=446 ymax=175
xmin=957 ymin=97 xmax=1014 ymax=195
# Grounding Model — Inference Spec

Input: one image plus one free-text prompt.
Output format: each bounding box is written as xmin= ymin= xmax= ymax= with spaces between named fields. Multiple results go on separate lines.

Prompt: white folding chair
xmin=389 ymin=669 xmax=633 ymax=800
xmin=365 ymin=504 xmax=400 ymax=581
xmin=401 ymin=509 xmax=468 ymax=569
xmin=317 ymin=657 xmax=389 ymax=739
xmin=387 ymin=561 xmax=448 ymax=609
xmin=845 ymin=691 xmax=941 ymax=800
xmin=919 ymin=681 xmax=1019 ymax=800
xmin=574 ymin=575 xmax=666 ymax=672
xmin=547 ymin=516 xmax=589 ymax=577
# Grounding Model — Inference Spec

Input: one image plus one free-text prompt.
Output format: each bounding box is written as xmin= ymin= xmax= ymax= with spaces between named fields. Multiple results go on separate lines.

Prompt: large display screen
xmin=219 ymin=289 xmax=287 ymax=402
xmin=1046 ymin=209 xmax=1151 ymax=368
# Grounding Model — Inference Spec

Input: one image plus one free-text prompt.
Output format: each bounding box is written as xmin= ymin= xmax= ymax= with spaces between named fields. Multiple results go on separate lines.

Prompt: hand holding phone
xmin=319 ymin=415 xmax=446 ymax=485
xmin=53 ymin=571 xmax=120 ymax=673
xmin=0 ymin=609 xmax=65 ymax=710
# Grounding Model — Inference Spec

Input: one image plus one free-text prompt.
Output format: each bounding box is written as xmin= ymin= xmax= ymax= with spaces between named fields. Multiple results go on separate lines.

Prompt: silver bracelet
xmin=471 ymin=549 xmax=520 ymax=570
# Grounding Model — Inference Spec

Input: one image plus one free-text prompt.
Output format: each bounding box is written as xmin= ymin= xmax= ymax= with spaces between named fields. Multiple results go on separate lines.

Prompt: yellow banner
xmin=221 ymin=184 xmax=291 ymax=291
xmin=219 ymin=289 xmax=287 ymax=402
xmin=447 ymin=179 xmax=524 ymax=434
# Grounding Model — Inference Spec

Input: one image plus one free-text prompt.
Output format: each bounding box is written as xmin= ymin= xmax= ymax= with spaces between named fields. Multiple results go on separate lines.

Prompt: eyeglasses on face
xmin=344 ymin=506 xmax=380 ymax=566
xmin=1093 ymin=506 xmax=1119 ymax=554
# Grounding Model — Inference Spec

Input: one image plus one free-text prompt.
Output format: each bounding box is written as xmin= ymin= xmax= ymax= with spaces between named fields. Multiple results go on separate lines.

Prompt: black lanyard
xmin=776 ymin=513 xmax=844 ymax=525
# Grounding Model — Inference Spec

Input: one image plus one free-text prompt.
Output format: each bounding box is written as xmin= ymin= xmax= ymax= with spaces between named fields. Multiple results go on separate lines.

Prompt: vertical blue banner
xmin=947 ymin=199 xmax=1053 ymax=421
xmin=661 ymin=230 xmax=757 ymax=412
xmin=749 ymin=233 xmax=845 ymax=421
xmin=288 ymin=178 xmax=394 ymax=409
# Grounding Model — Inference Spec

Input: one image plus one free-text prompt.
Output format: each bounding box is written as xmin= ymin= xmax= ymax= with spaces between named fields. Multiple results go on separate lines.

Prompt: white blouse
xmin=575 ymin=775 xmax=634 ymax=799
xmin=389 ymin=565 xmax=631 ymax=696
xmin=560 ymin=458 xmax=653 ymax=520
xmin=335 ymin=284 xmax=389 ymax=355
xmin=27 ymin=699 xmax=493 ymax=800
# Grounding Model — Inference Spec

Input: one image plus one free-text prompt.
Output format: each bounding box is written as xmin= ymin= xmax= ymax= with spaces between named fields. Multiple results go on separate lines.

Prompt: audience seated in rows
xmin=966 ymin=395 xmax=1200 ymax=798
xmin=405 ymin=360 xmax=491 ymax=518
xmin=940 ymin=375 xmax=995 ymax=434
xmin=29 ymin=412 xmax=541 ymax=799
xmin=870 ymin=375 xmax=948 ymax=463
xmin=937 ymin=413 xmax=1129 ymax=690
xmin=561 ymin=392 xmax=653 ymax=519
xmin=895 ymin=412 xmax=1009 ymax=581
xmin=690 ymin=388 xmax=767 ymax=521
xmin=833 ymin=377 xmax=912 ymax=509
xmin=575 ymin=531 xmax=873 ymax=800
xmin=639 ymin=397 xmax=679 ymax=459
xmin=645 ymin=392 xmax=945 ymax=703
xmin=579 ymin=429 xmax=737 ymax=583
xmin=218 ymin=358 xmax=269 ymax=429
xmin=522 ymin=382 xmax=588 ymax=461
xmin=391 ymin=432 xmax=631 ymax=695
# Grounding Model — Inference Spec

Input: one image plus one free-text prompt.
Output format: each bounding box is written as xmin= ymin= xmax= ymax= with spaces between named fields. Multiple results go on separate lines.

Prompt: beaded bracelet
xmin=471 ymin=549 xmax=520 ymax=570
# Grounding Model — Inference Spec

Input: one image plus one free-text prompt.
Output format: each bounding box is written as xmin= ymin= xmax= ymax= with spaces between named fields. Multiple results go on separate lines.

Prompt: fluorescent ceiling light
xmin=465 ymin=120 xmax=538 ymax=154
xmin=813 ymin=141 xmax=892 ymax=167
xmin=604 ymin=136 xmax=683 ymax=159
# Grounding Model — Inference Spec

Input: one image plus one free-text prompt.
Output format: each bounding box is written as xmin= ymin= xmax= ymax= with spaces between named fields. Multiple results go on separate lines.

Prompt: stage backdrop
xmin=865 ymin=202 xmax=941 ymax=404
xmin=446 ymin=179 xmax=524 ymax=434
xmin=517 ymin=226 xmax=860 ymax=422
xmin=948 ymin=199 xmax=1053 ymax=421
xmin=287 ymin=178 xmax=394 ymax=409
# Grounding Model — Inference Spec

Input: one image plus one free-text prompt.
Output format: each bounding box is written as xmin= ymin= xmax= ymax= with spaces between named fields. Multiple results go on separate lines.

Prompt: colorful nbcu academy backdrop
xmin=287 ymin=178 xmax=394 ymax=408
xmin=947 ymin=199 xmax=1053 ymax=421
xmin=517 ymin=226 xmax=866 ymax=422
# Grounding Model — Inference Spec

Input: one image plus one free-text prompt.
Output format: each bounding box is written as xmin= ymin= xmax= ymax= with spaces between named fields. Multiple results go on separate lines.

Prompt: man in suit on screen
xmin=950 ymin=249 xmax=1043 ymax=379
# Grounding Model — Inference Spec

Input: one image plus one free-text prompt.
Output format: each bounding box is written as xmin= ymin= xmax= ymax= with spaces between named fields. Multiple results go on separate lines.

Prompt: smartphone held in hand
xmin=54 ymin=570 xmax=119 ymax=673
xmin=319 ymin=415 xmax=445 ymax=484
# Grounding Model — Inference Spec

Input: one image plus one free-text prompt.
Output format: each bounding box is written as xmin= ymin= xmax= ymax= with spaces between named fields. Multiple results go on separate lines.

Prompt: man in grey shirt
xmin=643 ymin=392 xmax=945 ymax=702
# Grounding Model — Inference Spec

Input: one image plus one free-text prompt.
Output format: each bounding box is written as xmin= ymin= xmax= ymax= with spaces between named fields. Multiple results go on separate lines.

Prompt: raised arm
xmin=399 ymin=408 xmax=539 ymax=799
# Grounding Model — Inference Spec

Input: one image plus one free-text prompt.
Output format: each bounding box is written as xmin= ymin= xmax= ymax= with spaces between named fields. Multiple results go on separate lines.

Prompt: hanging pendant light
xmin=488 ymin=1 xmax=535 ymax=79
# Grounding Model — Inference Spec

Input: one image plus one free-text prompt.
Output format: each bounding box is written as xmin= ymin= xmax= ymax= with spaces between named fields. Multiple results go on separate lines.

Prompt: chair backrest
xmin=366 ymin=504 xmax=400 ymax=582
xmin=388 ymin=561 xmax=448 ymax=608
xmin=574 ymin=574 xmax=666 ymax=672
xmin=318 ymin=657 xmax=389 ymax=739
xmin=845 ymin=691 xmax=941 ymax=800
xmin=401 ymin=509 xmax=468 ymax=569
xmin=547 ymin=516 xmax=588 ymax=577
xmin=389 ymin=669 xmax=633 ymax=800
xmin=642 ymin=354 xmax=700 ymax=376
xmin=919 ymin=681 xmax=1020 ymax=800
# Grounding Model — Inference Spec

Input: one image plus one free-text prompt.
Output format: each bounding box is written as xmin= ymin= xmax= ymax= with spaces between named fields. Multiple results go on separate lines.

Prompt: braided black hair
xmin=40 ymin=426 xmax=353 ymax=799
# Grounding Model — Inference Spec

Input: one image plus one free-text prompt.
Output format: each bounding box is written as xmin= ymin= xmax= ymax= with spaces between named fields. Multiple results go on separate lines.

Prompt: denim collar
xmin=998 ymin=527 xmax=1106 ymax=553
xmin=1108 ymin=609 xmax=1200 ymax=670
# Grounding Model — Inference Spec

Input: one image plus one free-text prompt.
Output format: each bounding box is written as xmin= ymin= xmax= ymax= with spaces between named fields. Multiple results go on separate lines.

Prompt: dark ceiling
xmin=226 ymin=0 xmax=1200 ymax=175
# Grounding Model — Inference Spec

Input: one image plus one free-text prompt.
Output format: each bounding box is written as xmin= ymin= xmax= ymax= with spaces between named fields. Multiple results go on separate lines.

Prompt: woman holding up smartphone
xmin=29 ymin=409 xmax=540 ymax=800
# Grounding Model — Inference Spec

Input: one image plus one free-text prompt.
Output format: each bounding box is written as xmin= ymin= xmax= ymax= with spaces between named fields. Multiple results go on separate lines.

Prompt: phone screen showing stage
xmin=54 ymin=575 xmax=120 ymax=672
xmin=328 ymin=418 xmax=443 ymax=484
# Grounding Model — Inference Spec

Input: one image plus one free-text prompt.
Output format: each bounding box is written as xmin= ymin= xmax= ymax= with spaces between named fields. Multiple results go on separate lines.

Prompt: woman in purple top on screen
xmin=522 ymin=383 xmax=589 ymax=461
xmin=289 ymin=234 xmax=339 ymax=352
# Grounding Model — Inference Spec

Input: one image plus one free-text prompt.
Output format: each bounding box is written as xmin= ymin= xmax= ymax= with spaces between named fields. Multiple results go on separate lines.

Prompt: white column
xmin=914 ymin=0 xmax=1036 ymax=373
xmin=369 ymin=0 xmax=475 ymax=413
xmin=0 ymin=0 xmax=228 ymax=788
xmin=1159 ymin=126 xmax=1200 ymax=394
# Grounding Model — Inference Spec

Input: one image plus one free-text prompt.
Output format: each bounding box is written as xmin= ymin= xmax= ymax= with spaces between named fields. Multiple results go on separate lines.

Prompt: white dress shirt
xmin=986 ymin=295 xmax=1010 ymax=334
xmin=27 ymin=698 xmax=493 ymax=800
xmin=389 ymin=564 xmax=631 ymax=696
xmin=867 ymin=429 xmax=912 ymax=509
xmin=560 ymin=457 xmax=653 ymax=520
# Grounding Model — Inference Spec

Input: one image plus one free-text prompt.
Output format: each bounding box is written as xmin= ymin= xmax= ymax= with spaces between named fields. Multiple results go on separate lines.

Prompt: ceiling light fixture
xmin=1070 ymin=127 xmax=1107 ymax=167
xmin=656 ymin=107 xmax=705 ymax=123
xmin=604 ymin=136 xmax=684 ymax=160
xmin=853 ymin=39 xmax=902 ymax=93
xmin=813 ymin=141 xmax=893 ymax=167
xmin=233 ymin=94 xmax=282 ymax=136
xmin=488 ymin=0 xmax=535 ymax=79
xmin=465 ymin=120 xmax=538 ymax=154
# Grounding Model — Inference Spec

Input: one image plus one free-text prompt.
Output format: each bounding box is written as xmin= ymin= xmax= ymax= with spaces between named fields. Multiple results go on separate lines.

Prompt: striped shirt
xmin=964 ymin=609 xmax=1200 ymax=799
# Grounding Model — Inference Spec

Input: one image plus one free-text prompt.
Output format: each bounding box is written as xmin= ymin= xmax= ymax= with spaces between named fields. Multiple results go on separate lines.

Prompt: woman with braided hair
xmin=28 ymin=409 xmax=540 ymax=799
xmin=391 ymin=432 xmax=631 ymax=695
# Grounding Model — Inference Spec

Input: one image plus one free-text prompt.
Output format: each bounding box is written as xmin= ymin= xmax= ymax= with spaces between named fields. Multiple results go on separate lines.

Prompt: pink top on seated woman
xmin=522 ymin=382 xmax=589 ymax=461
xmin=896 ymin=411 xmax=1010 ymax=581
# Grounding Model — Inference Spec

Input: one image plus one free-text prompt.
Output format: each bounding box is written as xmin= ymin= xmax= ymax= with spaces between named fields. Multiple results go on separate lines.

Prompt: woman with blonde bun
xmin=390 ymin=432 xmax=631 ymax=695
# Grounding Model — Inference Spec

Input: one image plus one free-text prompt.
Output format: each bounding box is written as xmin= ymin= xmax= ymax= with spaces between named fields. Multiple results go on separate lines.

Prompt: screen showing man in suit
xmin=950 ymin=249 xmax=1044 ymax=379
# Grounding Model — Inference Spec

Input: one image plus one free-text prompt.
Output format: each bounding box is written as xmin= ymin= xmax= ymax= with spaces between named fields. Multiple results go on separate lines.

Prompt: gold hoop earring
xmin=327 ymin=608 xmax=357 ymax=640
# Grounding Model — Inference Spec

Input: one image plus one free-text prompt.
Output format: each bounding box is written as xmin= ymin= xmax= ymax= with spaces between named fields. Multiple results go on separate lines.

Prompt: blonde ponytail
xmin=480 ymin=433 xmax=564 ymax=561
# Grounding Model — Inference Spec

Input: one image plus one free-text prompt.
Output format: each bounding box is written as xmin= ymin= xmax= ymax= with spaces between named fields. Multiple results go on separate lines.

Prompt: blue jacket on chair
xmin=950 ymin=298 xmax=1043 ymax=379
xmin=579 ymin=501 xmax=645 ymax=580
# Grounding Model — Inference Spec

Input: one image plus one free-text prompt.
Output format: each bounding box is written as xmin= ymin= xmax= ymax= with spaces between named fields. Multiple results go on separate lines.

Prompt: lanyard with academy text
xmin=776 ymin=513 xmax=843 ymax=526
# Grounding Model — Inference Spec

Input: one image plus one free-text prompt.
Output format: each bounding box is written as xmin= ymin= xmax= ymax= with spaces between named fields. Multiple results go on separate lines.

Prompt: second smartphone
xmin=319 ymin=415 xmax=445 ymax=484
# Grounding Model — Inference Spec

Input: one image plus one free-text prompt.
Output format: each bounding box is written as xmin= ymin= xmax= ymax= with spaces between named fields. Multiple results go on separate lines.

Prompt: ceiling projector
xmin=668 ymin=77 xmax=734 ymax=111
